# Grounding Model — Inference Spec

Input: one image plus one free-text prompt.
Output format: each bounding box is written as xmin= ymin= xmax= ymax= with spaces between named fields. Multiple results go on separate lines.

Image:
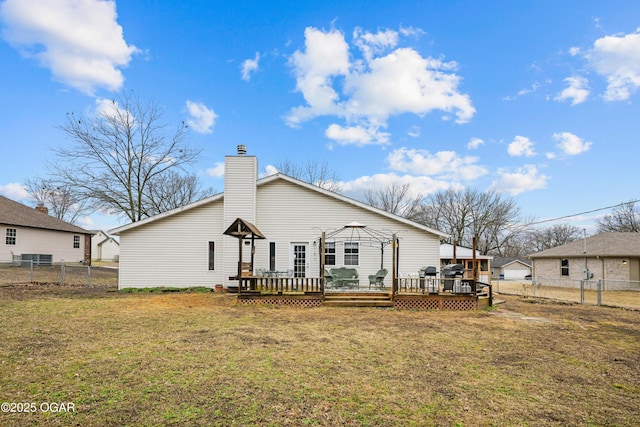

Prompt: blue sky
xmin=1 ymin=0 xmax=639 ymax=233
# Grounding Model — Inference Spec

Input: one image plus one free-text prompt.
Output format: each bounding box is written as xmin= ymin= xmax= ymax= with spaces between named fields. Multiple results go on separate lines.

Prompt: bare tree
xmin=272 ymin=159 xmax=342 ymax=192
xmin=143 ymin=171 xmax=214 ymax=216
xmin=363 ymin=181 xmax=423 ymax=219
xmin=527 ymin=224 xmax=583 ymax=252
xmin=51 ymin=92 xmax=202 ymax=222
xmin=596 ymin=201 xmax=640 ymax=233
xmin=418 ymin=188 xmax=523 ymax=254
xmin=24 ymin=178 xmax=91 ymax=224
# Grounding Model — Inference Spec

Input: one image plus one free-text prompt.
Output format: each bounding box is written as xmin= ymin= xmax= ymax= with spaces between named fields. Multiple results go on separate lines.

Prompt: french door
xmin=290 ymin=243 xmax=309 ymax=277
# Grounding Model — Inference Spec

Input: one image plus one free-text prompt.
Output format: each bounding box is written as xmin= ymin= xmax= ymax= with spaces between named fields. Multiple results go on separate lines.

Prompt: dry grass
xmin=495 ymin=281 xmax=640 ymax=310
xmin=1 ymin=284 xmax=639 ymax=426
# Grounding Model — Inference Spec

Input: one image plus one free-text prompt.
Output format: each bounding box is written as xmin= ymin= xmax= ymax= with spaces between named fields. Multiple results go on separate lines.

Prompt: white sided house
xmin=111 ymin=147 xmax=449 ymax=291
xmin=91 ymin=230 xmax=120 ymax=262
xmin=0 ymin=195 xmax=93 ymax=265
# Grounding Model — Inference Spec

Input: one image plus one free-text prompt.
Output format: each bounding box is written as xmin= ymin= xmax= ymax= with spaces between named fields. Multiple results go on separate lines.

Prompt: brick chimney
xmin=35 ymin=204 xmax=49 ymax=215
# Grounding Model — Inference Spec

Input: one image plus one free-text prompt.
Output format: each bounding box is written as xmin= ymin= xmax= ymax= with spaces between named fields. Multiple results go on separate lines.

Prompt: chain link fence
xmin=0 ymin=261 xmax=118 ymax=287
xmin=494 ymin=277 xmax=640 ymax=310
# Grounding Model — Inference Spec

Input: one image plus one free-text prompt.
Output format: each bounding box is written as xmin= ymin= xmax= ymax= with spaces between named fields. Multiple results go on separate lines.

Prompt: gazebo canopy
xmin=323 ymin=222 xmax=394 ymax=247
xmin=223 ymin=217 xmax=266 ymax=240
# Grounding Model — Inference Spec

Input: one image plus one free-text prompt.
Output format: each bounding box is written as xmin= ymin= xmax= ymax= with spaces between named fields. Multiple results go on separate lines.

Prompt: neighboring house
xmin=0 ymin=195 xmax=93 ymax=265
xmin=491 ymin=257 xmax=531 ymax=280
xmin=528 ymin=232 xmax=640 ymax=290
xmin=440 ymin=243 xmax=492 ymax=283
xmin=91 ymin=230 xmax=120 ymax=262
xmin=110 ymin=146 xmax=449 ymax=290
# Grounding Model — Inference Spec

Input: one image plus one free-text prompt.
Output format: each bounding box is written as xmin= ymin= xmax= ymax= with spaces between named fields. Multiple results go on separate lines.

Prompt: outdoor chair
xmin=324 ymin=269 xmax=335 ymax=287
xmin=368 ymin=269 xmax=388 ymax=289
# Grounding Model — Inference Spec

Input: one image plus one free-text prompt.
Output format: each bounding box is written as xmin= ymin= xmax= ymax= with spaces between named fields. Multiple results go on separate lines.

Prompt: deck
xmin=236 ymin=276 xmax=492 ymax=310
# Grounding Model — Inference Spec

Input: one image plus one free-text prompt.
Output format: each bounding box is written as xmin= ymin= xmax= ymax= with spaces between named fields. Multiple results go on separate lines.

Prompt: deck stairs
xmin=324 ymin=291 xmax=394 ymax=307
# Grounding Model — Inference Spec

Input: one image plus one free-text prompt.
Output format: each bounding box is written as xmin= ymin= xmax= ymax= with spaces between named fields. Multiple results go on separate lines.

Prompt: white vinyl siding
xmin=0 ymin=225 xmax=85 ymax=263
xmin=223 ymin=155 xmax=258 ymax=286
xmin=254 ymin=179 xmax=441 ymax=279
xmin=115 ymin=175 xmax=443 ymax=289
xmin=118 ymin=201 xmax=224 ymax=289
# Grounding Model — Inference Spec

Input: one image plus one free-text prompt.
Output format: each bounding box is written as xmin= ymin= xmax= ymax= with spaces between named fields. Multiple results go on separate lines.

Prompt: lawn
xmin=1 ymin=284 xmax=639 ymax=426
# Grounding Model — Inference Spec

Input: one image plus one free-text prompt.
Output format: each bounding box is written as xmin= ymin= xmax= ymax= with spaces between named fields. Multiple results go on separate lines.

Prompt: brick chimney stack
xmin=35 ymin=204 xmax=49 ymax=215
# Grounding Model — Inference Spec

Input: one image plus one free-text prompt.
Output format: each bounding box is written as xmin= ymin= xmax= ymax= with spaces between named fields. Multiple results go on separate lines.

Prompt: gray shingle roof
xmin=0 ymin=195 xmax=92 ymax=235
xmin=492 ymin=257 xmax=531 ymax=268
xmin=528 ymin=232 xmax=640 ymax=258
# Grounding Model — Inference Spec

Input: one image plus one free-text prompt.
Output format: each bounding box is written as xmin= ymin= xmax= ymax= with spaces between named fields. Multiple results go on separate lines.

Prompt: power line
xmin=523 ymin=199 xmax=640 ymax=228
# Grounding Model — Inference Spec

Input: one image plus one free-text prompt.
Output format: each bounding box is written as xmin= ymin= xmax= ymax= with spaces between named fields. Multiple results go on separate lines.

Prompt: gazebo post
xmin=392 ymin=233 xmax=397 ymax=295
xmin=320 ymin=231 xmax=325 ymax=292
xmin=237 ymin=235 xmax=243 ymax=288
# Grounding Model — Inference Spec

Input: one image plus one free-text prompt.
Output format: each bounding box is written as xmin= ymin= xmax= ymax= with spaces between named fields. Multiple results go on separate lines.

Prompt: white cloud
xmin=0 ymin=0 xmax=138 ymax=95
xmin=325 ymin=123 xmax=390 ymax=146
xmin=407 ymin=126 xmax=420 ymax=138
xmin=0 ymin=182 xmax=29 ymax=201
xmin=467 ymin=137 xmax=484 ymax=150
xmin=340 ymin=173 xmax=455 ymax=202
xmin=261 ymin=165 xmax=279 ymax=178
xmin=353 ymin=27 xmax=398 ymax=62
xmin=386 ymin=147 xmax=488 ymax=181
xmin=507 ymin=136 xmax=536 ymax=157
xmin=490 ymin=165 xmax=549 ymax=195
xmin=555 ymin=76 xmax=590 ymax=105
xmin=286 ymin=26 xmax=474 ymax=146
xmin=586 ymin=28 xmax=640 ymax=101
xmin=241 ymin=52 xmax=260 ymax=81
xmin=185 ymin=100 xmax=217 ymax=134
xmin=94 ymin=97 xmax=132 ymax=121
xmin=553 ymin=132 xmax=592 ymax=156
xmin=206 ymin=162 xmax=225 ymax=177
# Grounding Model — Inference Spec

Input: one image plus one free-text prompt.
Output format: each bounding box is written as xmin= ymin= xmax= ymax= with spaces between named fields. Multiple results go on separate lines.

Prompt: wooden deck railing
xmin=396 ymin=277 xmax=480 ymax=294
xmin=238 ymin=276 xmax=323 ymax=294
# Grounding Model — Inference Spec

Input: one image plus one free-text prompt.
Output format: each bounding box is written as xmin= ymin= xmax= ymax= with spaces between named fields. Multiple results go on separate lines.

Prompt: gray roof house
xmin=0 ymin=195 xmax=93 ymax=264
xmin=528 ymin=232 xmax=640 ymax=290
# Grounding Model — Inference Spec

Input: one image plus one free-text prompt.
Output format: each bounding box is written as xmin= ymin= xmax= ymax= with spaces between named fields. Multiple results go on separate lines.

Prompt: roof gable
xmin=110 ymin=173 xmax=448 ymax=238
xmin=0 ymin=195 xmax=91 ymax=234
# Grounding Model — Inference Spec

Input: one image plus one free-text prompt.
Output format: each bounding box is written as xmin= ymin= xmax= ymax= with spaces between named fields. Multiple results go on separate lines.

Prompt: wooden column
xmin=392 ymin=233 xmax=397 ymax=295
xmin=320 ymin=231 xmax=325 ymax=293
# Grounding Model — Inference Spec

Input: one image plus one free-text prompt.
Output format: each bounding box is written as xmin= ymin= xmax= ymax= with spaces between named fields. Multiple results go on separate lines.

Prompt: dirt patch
xmin=489 ymin=308 xmax=556 ymax=323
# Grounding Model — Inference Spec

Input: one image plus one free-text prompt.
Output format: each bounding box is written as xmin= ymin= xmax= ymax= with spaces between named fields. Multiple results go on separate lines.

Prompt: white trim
xmin=289 ymin=241 xmax=310 ymax=277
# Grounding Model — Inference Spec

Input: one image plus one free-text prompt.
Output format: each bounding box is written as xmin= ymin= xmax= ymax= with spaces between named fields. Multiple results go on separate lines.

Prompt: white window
xmin=344 ymin=242 xmax=359 ymax=266
xmin=6 ymin=228 xmax=16 ymax=245
xmin=324 ymin=241 xmax=336 ymax=266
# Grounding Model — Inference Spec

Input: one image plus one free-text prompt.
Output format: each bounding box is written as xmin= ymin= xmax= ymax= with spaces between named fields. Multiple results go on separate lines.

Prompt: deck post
xmin=320 ymin=231 xmax=325 ymax=293
xmin=237 ymin=236 xmax=243 ymax=290
xmin=392 ymin=233 xmax=397 ymax=296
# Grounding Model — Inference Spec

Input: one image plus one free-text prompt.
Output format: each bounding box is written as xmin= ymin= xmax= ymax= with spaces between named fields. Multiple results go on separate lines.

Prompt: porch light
xmin=622 ymin=259 xmax=628 ymax=265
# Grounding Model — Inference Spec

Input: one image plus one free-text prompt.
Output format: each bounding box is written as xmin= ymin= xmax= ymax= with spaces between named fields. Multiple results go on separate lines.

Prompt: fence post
xmin=87 ymin=265 xmax=92 ymax=287
xmin=580 ymin=280 xmax=584 ymax=304
xmin=597 ymin=279 xmax=602 ymax=306
xmin=29 ymin=259 xmax=34 ymax=283
xmin=61 ymin=261 xmax=65 ymax=286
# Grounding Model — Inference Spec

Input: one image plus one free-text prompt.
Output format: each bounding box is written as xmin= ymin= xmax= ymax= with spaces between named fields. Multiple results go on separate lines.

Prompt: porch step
xmin=324 ymin=292 xmax=394 ymax=307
